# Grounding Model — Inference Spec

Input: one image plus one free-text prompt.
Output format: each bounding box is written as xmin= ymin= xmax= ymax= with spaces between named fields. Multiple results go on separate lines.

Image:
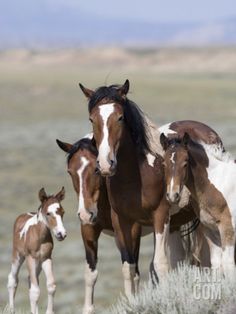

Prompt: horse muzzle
xmin=166 ymin=191 xmax=181 ymax=204
xmin=96 ymin=159 xmax=116 ymax=177
xmin=55 ymin=230 xmax=67 ymax=241
xmin=78 ymin=210 xmax=97 ymax=225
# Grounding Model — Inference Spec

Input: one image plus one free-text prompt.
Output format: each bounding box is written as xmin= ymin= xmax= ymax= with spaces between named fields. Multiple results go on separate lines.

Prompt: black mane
xmin=88 ymin=84 xmax=151 ymax=158
xmin=67 ymin=138 xmax=97 ymax=164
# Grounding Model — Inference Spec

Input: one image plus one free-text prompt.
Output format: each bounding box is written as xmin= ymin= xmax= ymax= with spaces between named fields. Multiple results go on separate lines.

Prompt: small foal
xmin=8 ymin=187 xmax=67 ymax=314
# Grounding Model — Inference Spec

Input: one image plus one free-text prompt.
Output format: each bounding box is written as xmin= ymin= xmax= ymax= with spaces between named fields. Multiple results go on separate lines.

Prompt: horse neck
xmin=37 ymin=211 xmax=52 ymax=242
xmin=185 ymin=147 xmax=210 ymax=200
xmin=117 ymin=127 xmax=140 ymax=170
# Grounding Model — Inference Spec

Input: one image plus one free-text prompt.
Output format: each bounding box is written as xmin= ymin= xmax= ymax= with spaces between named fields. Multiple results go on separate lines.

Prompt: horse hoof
xmin=82 ymin=306 xmax=95 ymax=314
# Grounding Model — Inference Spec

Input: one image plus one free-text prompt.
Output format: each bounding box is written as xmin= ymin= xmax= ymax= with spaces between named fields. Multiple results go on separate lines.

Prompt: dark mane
xmin=88 ymin=84 xmax=151 ymax=158
xmin=67 ymin=138 xmax=97 ymax=164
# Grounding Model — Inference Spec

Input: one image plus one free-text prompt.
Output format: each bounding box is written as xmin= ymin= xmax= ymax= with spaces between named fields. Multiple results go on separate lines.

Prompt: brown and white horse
xmin=78 ymin=80 xmax=223 ymax=295
xmin=79 ymin=80 xmax=171 ymax=295
xmin=160 ymin=132 xmax=236 ymax=274
xmin=56 ymin=136 xmax=142 ymax=314
xmin=8 ymin=187 xmax=66 ymax=314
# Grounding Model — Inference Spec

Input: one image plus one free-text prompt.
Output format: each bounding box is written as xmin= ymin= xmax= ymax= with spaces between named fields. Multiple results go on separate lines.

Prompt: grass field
xmin=0 ymin=47 xmax=236 ymax=313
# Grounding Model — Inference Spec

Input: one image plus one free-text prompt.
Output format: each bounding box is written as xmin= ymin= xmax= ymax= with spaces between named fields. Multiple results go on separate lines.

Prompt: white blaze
xmin=170 ymin=152 xmax=175 ymax=164
xmin=98 ymin=103 xmax=115 ymax=170
xmin=77 ymin=157 xmax=90 ymax=215
xmin=47 ymin=203 xmax=66 ymax=236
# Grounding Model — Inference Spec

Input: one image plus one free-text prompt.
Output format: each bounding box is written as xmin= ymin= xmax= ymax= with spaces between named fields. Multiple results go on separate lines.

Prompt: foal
xmin=161 ymin=133 xmax=236 ymax=274
xmin=8 ymin=187 xmax=67 ymax=314
xmin=56 ymin=136 xmax=142 ymax=314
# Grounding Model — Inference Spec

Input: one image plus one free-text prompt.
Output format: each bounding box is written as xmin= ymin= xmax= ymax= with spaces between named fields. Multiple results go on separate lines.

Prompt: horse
xmin=56 ymin=136 xmax=144 ymax=314
xmin=160 ymin=132 xmax=236 ymax=274
xmin=78 ymin=79 xmax=223 ymax=295
xmin=7 ymin=187 xmax=66 ymax=314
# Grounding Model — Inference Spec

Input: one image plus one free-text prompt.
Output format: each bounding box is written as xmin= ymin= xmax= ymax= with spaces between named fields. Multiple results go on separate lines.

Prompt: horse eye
xmin=89 ymin=118 xmax=93 ymax=123
xmin=46 ymin=212 xmax=50 ymax=216
xmin=118 ymin=116 xmax=124 ymax=122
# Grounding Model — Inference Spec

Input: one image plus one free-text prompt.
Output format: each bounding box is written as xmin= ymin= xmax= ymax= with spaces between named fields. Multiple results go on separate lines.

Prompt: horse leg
xmin=42 ymin=258 xmax=56 ymax=314
xmin=218 ymin=216 xmax=235 ymax=275
xmin=8 ymin=254 xmax=25 ymax=313
xmin=111 ymin=209 xmax=136 ymax=299
xmin=168 ymin=230 xmax=185 ymax=268
xmin=150 ymin=197 xmax=170 ymax=282
xmin=132 ymin=223 xmax=141 ymax=294
xmin=26 ymin=256 xmax=41 ymax=314
xmin=81 ymin=224 xmax=101 ymax=314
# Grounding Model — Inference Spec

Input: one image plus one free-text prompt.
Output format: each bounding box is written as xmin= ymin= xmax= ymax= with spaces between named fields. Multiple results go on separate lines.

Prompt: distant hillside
xmin=1 ymin=2 xmax=236 ymax=48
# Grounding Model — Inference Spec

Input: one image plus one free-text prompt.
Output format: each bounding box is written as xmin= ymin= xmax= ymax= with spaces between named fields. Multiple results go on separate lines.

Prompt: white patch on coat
xmin=158 ymin=123 xmax=177 ymax=136
xmin=98 ymin=103 xmax=115 ymax=169
xmin=122 ymin=261 xmax=136 ymax=299
xmin=83 ymin=133 xmax=93 ymax=140
xmin=201 ymin=142 xmax=231 ymax=162
xmin=170 ymin=152 xmax=175 ymax=164
xmin=222 ymin=245 xmax=235 ymax=266
xmin=83 ymin=263 xmax=98 ymax=313
xmin=169 ymin=177 xmax=175 ymax=195
xmin=146 ymin=153 xmax=155 ymax=167
xmin=203 ymin=144 xmax=236 ymax=228
xmin=19 ymin=212 xmax=44 ymax=239
xmin=153 ymin=223 xmax=169 ymax=275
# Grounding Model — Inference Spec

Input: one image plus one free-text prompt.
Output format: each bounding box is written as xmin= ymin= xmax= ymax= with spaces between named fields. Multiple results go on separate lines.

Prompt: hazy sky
xmin=51 ymin=0 xmax=236 ymax=23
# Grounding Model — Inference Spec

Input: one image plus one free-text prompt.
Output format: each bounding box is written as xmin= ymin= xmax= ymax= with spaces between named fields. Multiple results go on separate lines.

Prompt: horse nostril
xmin=175 ymin=193 xmax=180 ymax=201
xmin=90 ymin=213 xmax=97 ymax=223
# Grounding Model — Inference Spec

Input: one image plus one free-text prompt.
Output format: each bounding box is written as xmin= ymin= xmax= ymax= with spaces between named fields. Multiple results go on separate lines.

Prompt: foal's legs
xmin=111 ymin=209 xmax=137 ymax=299
xmin=42 ymin=258 xmax=56 ymax=314
xmin=218 ymin=216 xmax=235 ymax=274
xmin=26 ymin=256 xmax=41 ymax=314
xmin=8 ymin=254 xmax=25 ymax=313
xmin=151 ymin=197 xmax=170 ymax=282
xmin=81 ymin=224 xmax=101 ymax=314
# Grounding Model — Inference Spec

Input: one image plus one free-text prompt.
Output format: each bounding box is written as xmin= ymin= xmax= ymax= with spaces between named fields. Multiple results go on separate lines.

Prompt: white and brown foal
xmin=8 ymin=187 xmax=66 ymax=314
xmin=56 ymin=136 xmax=141 ymax=314
xmin=161 ymin=133 xmax=236 ymax=274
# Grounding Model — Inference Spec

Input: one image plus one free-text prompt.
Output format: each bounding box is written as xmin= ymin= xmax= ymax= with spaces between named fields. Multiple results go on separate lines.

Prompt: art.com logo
xmin=193 ymin=268 xmax=221 ymax=300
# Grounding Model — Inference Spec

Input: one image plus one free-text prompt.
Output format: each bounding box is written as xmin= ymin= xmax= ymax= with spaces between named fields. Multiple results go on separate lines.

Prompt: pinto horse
xmin=78 ymin=80 xmax=225 ymax=295
xmin=79 ymin=80 xmax=171 ymax=296
xmin=160 ymin=132 xmax=236 ymax=274
xmin=57 ymin=136 xmax=145 ymax=313
xmin=8 ymin=187 xmax=66 ymax=314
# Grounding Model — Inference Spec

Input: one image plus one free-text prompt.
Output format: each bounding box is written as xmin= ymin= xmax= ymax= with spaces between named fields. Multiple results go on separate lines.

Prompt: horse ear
xmin=182 ymin=132 xmax=190 ymax=147
xmin=160 ymin=133 xmax=169 ymax=151
xmin=39 ymin=188 xmax=47 ymax=203
xmin=79 ymin=83 xmax=94 ymax=99
xmin=117 ymin=79 xmax=130 ymax=97
xmin=56 ymin=139 xmax=73 ymax=153
xmin=56 ymin=187 xmax=65 ymax=201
